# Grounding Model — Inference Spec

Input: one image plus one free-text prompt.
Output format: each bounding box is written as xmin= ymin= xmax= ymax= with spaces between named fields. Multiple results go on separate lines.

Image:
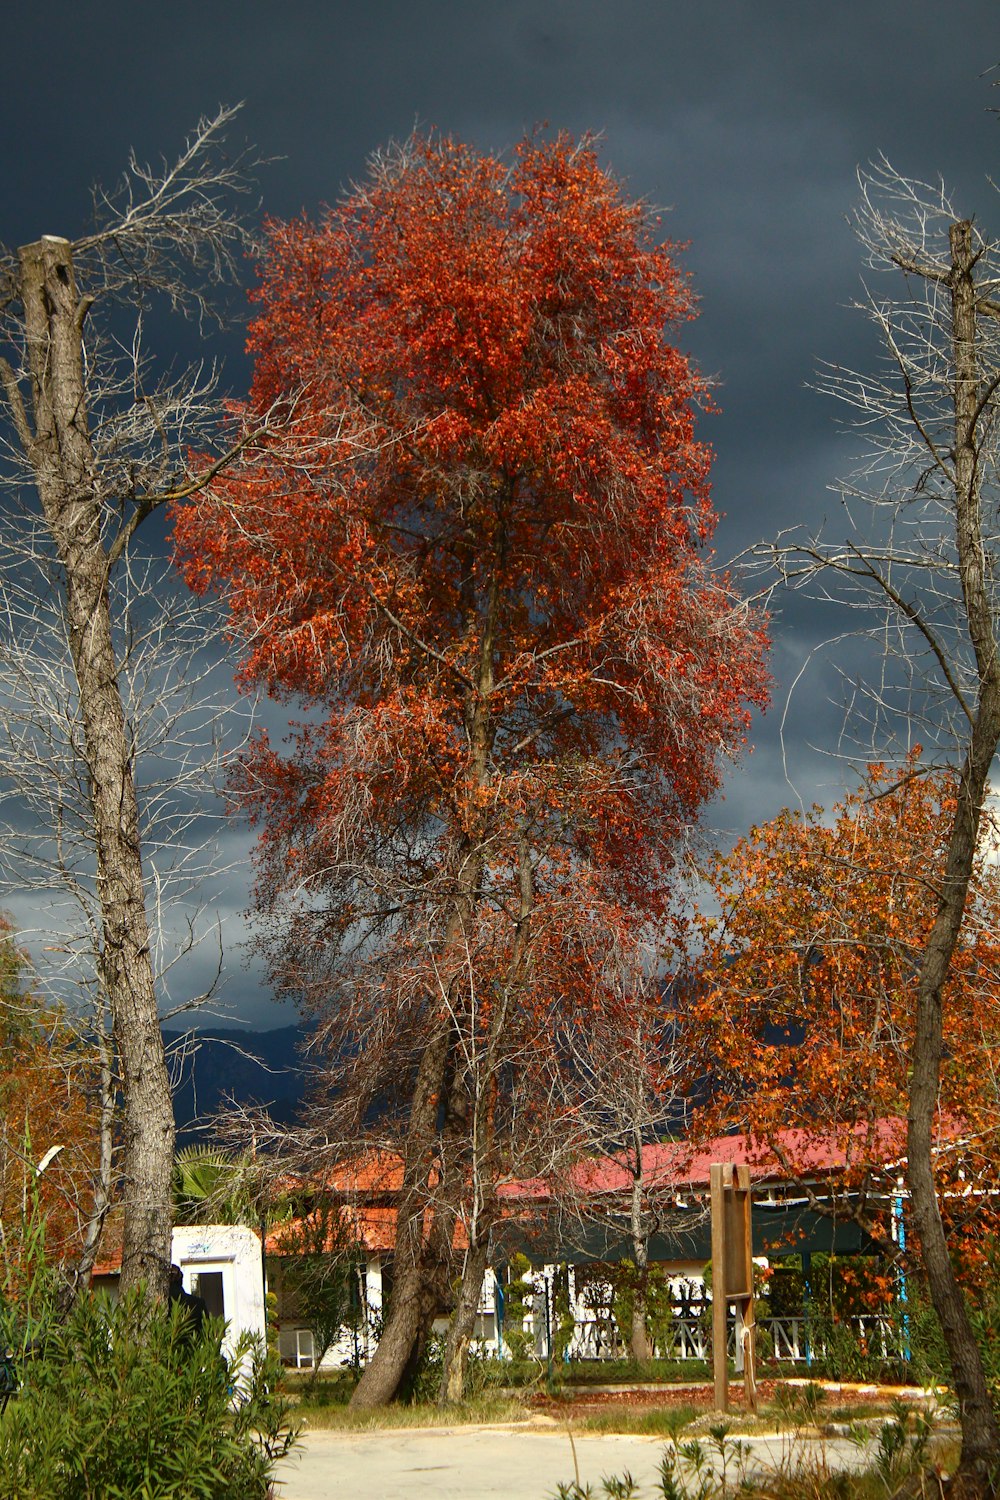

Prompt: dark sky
xmin=3 ymin=2 xmax=998 ymax=1026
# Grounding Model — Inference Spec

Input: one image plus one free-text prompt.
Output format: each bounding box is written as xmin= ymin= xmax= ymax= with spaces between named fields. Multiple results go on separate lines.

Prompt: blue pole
xmin=495 ymin=1271 xmax=506 ymax=1358
xmin=892 ymin=1187 xmax=910 ymax=1362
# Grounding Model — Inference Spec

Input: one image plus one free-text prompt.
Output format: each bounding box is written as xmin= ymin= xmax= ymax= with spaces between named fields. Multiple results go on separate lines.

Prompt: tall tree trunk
xmin=629 ymin=1152 xmax=652 ymax=1363
xmin=438 ymin=831 xmax=534 ymax=1401
xmin=352 ymin=557 xmax=504 ymax=1407
xmin=907 ymin=719 xmax=1000 ymax=1495
xmin=14 ymin=237 xmax=175 ymax=1298
xmin=905 ymin=221 xmax=1000 ymax=1495
xmin=629 ymin=1264 xmax=652 ymax=1364
xmin=349 ymin=1021 xmax=453 ymax=1407
xmin=438 ymin=1240 xmax=490 ymax=1405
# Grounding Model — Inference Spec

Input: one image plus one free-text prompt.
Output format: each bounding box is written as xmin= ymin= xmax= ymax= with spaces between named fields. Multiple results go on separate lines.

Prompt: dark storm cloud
xmin=2 ymin=0 xmax=998 ymax=1021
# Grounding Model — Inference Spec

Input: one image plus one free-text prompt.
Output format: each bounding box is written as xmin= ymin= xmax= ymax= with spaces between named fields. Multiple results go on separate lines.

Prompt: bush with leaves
xmin=270 ymin=1198 xmax=365 ymax=1379
xmin=0 ymin=1288 xmax=298 ymax=1500
xmin=501 ymin=1255 xmax=537 ymax=1361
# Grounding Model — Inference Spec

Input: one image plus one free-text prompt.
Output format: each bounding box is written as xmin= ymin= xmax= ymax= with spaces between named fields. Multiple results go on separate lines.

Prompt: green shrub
xmin=403 ymin=1331 xmax=445 ymax=1403
xmin=0 ymin=1288 xmax=298 ymax=1499
xmin=552 ymin=1264 xmax=576 ymax=1363
xmin=501 ymin=1255 xmax=537 ymax=1362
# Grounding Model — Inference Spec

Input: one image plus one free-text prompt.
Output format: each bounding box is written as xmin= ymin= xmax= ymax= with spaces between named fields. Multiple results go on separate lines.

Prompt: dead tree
xmin=759 ymin=160 xmax=1000 ymax=1494
xmin=555 ymin=968 xmax=693 ymax=1365
xmin=0 ymin=109 xmax=262 ymax=1299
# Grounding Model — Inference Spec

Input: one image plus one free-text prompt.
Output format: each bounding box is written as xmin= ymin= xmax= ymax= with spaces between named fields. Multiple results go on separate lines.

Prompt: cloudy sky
xmin=2 ymin=1 xmax=998 ymax=1026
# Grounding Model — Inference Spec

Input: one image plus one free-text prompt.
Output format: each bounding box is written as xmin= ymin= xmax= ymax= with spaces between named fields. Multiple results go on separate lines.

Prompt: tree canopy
xmin=692 ymin=759 xmax=1000 ymax=1221
xmin=175 ymin=130 xmax=769 ymax=1403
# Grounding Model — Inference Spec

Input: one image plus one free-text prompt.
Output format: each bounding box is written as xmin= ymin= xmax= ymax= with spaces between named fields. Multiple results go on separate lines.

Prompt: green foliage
xmin=869 ymin=1399 xmax=934 ymax=1489
xmin=611 ymin=1268 xmax=636 ymax=1356
xmin=553 ymin=1264 xmax=577 ymax=1363
xmin=882 ymin=1271 xmax=1000 ymax=1401
xmin=766 ymin=1256 xmax=910 ymax=1383
xmin=772 ymin=1381 xmax=826 ymax=1428
xmin=914 ymin=1255 xmax=1000 ymax=1399
xmin=172 ymin=1146 xmax=268 ymax=1228
xmin=501 ymin=1255 xmax=536 ymax=1361
xmin=274 ymin=1200 xmax=364 ymax=1378
xmin=511 ymin=1356 xmax=712 ymax=1388
xmin=264 ymin=1290 xmax=279 ymax=1360
xmin=0 ymin=1288 xmax=298 ymax=1500
xmin=283 ymin=1367 xmax=357 ymax=1408
xmin=810 ymin=1312 xmax=877 ymax=1384
xmin=0 ymin=1137 xmax=68 ymax=1356
xmin=576 ymin=1407 xmax=700 ymax=1440
xmin=553 ymin=1406 xmax=942 ymax=1499
xmin=607 ymin=1261 xmax=678 ymax=1359
xmin=402 ymin=1331 xmax=445 ymax=1403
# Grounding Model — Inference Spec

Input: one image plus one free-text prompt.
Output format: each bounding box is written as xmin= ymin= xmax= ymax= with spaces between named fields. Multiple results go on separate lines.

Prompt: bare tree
xmin=0 ymin=108 xmax=263 ymax=1299
xmin=0 ymin=535 xmax=252 ymax=1296
xmin=555 ymin=969 xmax=694 ymax=1364
xmin=758 ymin=160 xmax=1000 ymax=1494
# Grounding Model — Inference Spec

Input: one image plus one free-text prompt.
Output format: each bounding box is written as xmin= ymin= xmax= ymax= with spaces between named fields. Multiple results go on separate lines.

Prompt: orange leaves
xmin=0 ymin=935 xmax=103 ymax=1283
xmin=691 ymin=758 xmax=1000 ymax=1186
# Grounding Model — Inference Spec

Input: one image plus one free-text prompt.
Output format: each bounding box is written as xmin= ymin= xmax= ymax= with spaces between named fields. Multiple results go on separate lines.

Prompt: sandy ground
xmin=272 ymin=1420 xmax=876 ymax=1500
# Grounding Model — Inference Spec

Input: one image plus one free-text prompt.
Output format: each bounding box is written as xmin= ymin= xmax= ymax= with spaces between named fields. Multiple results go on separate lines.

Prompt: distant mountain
xmin=163 ymin=1025 xmax=306 ymax=1144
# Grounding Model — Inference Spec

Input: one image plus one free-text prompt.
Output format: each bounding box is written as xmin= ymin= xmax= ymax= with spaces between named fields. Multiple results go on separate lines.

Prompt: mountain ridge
xmin=163 ymin=1024 xmax=306 ymax=1143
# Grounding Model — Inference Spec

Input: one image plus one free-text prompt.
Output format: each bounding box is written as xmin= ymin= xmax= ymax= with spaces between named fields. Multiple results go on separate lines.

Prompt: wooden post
xmin=710 ymin=1163 xmax=728 ymax=1411
xmin=734 ymin=1165 xmax=757 ymax=1412
xmin=711 ymin=1162 xmax=755 ymax=1413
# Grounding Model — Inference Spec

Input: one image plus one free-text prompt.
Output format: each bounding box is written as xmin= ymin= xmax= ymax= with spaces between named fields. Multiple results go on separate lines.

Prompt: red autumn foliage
xmin=174 ymin=131 xmax=769 ymax=1398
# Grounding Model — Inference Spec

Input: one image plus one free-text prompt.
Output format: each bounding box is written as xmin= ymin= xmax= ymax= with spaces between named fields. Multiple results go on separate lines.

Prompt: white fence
xmin=565 ymin=1309 xmax=900 ymax=1365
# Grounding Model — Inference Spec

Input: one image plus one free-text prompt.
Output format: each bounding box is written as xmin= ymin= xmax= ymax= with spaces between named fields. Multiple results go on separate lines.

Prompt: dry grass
xmin=292 ymin=1393 xmax=529 ymax=1431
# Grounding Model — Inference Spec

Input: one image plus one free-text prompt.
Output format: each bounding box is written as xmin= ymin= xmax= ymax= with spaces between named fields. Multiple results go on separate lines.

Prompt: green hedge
xmin=0 ymin=1289 xmax=298 ymax=1500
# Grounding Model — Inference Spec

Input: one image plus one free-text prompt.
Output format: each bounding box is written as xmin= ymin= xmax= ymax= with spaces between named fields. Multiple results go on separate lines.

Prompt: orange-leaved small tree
xmin=175 ymin=131 xmax=769 ymax=1404
xmin=0 ymin=918 xmax=105 ymax=1308
xmin=692 ymin=759 xmax=1000 ymax=1241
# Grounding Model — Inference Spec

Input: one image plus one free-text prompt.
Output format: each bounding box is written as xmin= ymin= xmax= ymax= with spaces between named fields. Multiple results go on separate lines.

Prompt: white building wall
xmin=171 ymin=1223 xmax=267 ymax=1362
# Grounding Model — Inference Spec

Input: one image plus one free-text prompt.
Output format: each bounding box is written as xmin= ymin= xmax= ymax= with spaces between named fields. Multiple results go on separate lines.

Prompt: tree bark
xmin=626 ymin=1118 xmax=653 ymax=1363
xmin=348 ymin=1019 xmax=453 ymax=1407
xmin=905 ymin=220 xmax=1000 ymax=1494
xmin=438 ymin=1240 xmax=490 ymax=1404
xmin=351 ymin=539 xmax=505 ymax=1407
xmin=629 ymin=1268 xmax=652 ymax=1364
xmin=15 ymin=237 xmax=175 ymax=1298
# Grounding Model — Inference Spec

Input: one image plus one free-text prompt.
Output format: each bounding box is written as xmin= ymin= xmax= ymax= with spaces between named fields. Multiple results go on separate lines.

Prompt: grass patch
xmin=294 ymin=1393 xmax=528 ymax=1431
xmin=575 ymin=1404 xmax=700 ymax=1439
xmin=824 ymin=1403 xmax=887 ymax=1424
xmin=282 ymin=1370 xmax=356 ymax=1408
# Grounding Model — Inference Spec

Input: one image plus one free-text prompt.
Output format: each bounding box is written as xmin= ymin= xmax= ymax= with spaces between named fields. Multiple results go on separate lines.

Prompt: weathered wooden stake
xmin=710 ymin=1162 xmax=755 ymax=1412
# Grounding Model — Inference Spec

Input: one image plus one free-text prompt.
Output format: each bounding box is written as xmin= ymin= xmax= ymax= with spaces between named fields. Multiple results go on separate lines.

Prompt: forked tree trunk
xmin=352 ymin=569 xmax=502 ymax=1407
xmin=13 ymin=236 xmax=175 ymax=1298
xmin=438 ymin=1240 xmax=491 ymax=1404
xmin=349 ymin=1021 xmax=453 ymax=1406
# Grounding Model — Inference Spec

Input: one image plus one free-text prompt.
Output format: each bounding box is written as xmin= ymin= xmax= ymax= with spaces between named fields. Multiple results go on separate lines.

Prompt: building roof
xmin=91 ymin=1119 xmax=933 ymax=1273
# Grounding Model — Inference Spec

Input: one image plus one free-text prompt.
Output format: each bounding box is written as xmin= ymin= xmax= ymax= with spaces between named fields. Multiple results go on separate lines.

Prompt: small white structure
xmin=172 ymin=1224 xmax=267 ymax=1360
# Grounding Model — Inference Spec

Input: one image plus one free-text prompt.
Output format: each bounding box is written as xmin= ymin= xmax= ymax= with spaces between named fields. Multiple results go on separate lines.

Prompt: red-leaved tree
xmin=175 ymin=132 xmax=769 ymax=1405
